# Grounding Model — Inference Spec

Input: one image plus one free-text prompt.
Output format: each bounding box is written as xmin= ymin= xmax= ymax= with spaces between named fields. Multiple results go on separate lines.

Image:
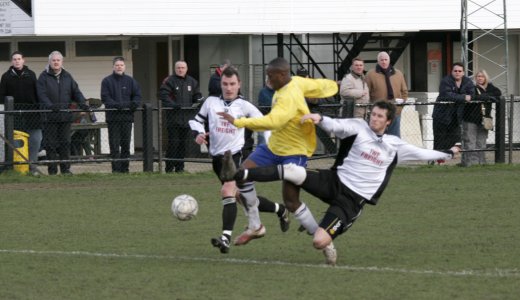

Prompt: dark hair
xmin=221 ymin=65 xmax=240 ymax=81
xmin=373 ymin=100 xmax=396 ymax=122
xmin=10 ymin=51 xmax=23 ymax=59
xmin=267 ymin=57 xmax=290 ymax=73
xmin=113 ymin=56 xmax=125 ymax=64
xmin=452 ymin=62 xmax=464 ymax=70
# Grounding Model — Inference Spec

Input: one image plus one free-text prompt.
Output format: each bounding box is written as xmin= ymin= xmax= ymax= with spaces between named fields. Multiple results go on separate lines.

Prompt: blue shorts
xmin=248 ymin=144 xmax=308 ymax=167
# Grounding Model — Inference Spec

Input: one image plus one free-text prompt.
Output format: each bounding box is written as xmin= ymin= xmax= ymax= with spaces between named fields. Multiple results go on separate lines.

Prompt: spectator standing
xmin=366 ymin=51 xmax=408 ymax=137
xmin=0 ymin=51 xmax=42 ymax=175
xmin=208 ymin=59 xmax=231 ymax=97
xmin=339 ymin=57 xmax=370 ymax=119
xmin=461 ymin=69 xmax=501 ymax=166
xmin=159 ymin=60 xmax=203 ymax=173
xmin=256 ymin=77 xmax=274 ymax=145
xmin=257 ymin=78 xmax=274 ymax=110
xmin=37 ymin=51 xmax=88 ymax=175
xmin=101 ymin=56 xmax=142 ymax=173
xmin=432 ymin=62 xmax=474 ymax=153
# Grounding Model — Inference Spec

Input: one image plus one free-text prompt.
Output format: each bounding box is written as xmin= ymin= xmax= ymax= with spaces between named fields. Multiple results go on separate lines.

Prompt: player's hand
xmin=301 ymin=113 xmax=322 ymax=124
xmin=450 ymin=143 xmax=462 ymax=155
xmin=195 ymin=132 xmax=208 ymax=145
xmin=217 ymin=112 xmax=235 ymax=124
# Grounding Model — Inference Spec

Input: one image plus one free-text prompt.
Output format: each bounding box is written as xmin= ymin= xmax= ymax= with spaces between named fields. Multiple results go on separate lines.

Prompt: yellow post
xmin=13 ymin=130 xmax=30 ymax=174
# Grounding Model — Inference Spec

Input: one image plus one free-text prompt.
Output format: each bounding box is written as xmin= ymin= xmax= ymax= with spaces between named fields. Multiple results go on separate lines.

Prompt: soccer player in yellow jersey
xmin=218 ymin=57 xmax=338 ymax=263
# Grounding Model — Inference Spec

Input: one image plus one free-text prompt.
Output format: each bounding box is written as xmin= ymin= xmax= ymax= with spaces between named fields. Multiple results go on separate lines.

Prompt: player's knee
xmin=282 ymin=163 xmax=307 ymax=186
xmin=221 ymin=181 xmax=236 ymax=197
xmin=313 ymin=228 xmax=332 ymax=250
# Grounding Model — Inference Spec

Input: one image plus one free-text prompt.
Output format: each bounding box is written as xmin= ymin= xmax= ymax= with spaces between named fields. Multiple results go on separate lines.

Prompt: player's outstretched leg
xmin=220 ymin=150 xmax=237 ymax=181
xmin=234 ymin=224 xmax=266 ymax=246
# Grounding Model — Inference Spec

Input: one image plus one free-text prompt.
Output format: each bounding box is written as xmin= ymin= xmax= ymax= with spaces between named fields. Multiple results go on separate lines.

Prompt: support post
xmin=142 ymin=103 xmax=154 ymax=172
xmin=494 ymin=96 xmax=506 ymax=163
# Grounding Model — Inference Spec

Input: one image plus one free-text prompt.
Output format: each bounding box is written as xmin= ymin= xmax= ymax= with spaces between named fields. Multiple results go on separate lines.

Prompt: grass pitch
xmin=1 ymin=165 xmax=519 ymax=299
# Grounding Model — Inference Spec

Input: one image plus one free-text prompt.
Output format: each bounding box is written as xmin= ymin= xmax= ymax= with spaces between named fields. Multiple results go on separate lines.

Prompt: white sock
xmin=239 ymin=183 xmax=261 ymax=230
xmin=222 ymin=230 xmax=232 ymax=239
xmin=294 ymin=203 xmax=318 ymax=234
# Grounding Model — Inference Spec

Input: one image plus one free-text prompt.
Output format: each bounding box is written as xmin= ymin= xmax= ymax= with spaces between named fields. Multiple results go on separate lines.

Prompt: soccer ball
xmin=171 ymin=194 xmax=198 ymax=221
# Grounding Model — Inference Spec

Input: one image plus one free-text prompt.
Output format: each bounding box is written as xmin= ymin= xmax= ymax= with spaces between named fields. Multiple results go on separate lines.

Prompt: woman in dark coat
xmin=461 ymin=69 xmax=501 ymax=166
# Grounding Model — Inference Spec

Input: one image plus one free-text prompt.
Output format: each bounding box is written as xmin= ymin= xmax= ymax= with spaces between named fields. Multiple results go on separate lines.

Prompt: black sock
xmin=240 ymin=165 xmax=281 ymax=182
xmin=258 ymin=195 xmax=276 ymax=213
xmin=258 ymin=196 xmax=285 ymax=218
xmin=222 ymin=198 xmax=237 ymax=232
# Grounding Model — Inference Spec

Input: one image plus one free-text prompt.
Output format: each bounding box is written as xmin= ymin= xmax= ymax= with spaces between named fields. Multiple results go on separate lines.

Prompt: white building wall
xmin=33 ymin=0 xmax=520 ymax=36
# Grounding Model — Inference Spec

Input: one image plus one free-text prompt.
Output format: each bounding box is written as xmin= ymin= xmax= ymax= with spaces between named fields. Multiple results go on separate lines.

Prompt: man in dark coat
xmin=159 ymin=60 xmax=203 ymax=173
xmin=101 ymin=56 xmax=142 ymax=173
xmin=37 ymin=51 xmax=89 ymax=175
xmin=0 ymin=51 xmax=42 ymax=174
xmin=208 ymin=59 xmax=230 ymax=97
xmin=432 ymin=62 xmax=475 ymax=152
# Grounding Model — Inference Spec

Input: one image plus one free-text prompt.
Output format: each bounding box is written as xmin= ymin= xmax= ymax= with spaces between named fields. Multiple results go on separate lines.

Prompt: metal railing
xmin=2 ymin=95 xmax=520 ymax=174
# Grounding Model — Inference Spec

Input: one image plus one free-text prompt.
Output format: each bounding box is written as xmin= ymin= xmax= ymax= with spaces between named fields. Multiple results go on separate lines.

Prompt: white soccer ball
xmin=171 ymin=194 xmax=198 ymax=221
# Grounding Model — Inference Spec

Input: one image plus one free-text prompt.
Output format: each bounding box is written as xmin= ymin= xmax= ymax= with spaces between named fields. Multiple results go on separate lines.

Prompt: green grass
xmin=1 ymin=165 xmax=520 ymax=299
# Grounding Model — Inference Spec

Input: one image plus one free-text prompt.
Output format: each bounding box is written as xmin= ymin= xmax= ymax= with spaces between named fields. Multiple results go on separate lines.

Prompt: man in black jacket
xmin=37 ymin=51 xmax=89 ymax=175
xmin=0 ymin=51 xmax=42 ymax=175
xmin=159 ymin=60 xmax=203 ymax=173
xmin=101 ymin=56 xmax=142 ymax=173
xmin=432 ymin=62 xmax=475 ymax=153
xmin=208 ymin=59 xmax=230 ymax=97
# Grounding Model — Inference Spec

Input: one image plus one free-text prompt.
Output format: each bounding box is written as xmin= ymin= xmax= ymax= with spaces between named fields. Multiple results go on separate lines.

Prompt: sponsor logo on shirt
xmin=360 ymin=149 xmax=383 ymax=166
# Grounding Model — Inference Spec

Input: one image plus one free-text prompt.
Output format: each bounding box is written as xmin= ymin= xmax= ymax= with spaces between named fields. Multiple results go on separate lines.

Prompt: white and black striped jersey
xmin=319 ymin=117 xmax=454 ymax=204
xmin=189 ymin=96 xmax=269 ymax=156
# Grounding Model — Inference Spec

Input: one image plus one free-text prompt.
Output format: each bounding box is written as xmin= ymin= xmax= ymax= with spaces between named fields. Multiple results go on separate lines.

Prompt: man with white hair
xmin=366 ymin=51 xmax=408 ymax=137
xmin=37 ymin=51 xmax=89 ymax=175
xmin=159 ymin=60 xmax=203 ymax=173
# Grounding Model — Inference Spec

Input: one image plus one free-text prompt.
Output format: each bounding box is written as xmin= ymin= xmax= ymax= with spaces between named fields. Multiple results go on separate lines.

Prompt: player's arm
xmin=188 ymin=102 xmax=209 ymax=145
xmin=220 ymin=95 xmax=297 ymax=131
xmin=396 ymin=142 xmax=460 ymax=162
xmin=302 ymin=78 xmax=339 ymax=99
xmin=301 ymin=114 xmax=360 ymax=139
xmin=188 ymin=119 xmax=208 ymax=145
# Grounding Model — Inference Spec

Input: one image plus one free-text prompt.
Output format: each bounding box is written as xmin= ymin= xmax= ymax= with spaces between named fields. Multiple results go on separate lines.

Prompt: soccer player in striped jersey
xmin=188 ymin=66 xmax=289 ymax=254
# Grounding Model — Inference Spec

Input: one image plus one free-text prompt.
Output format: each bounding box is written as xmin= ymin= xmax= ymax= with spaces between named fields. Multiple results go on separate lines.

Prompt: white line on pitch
xmin=1 ymin=248 xmax=518 ymax=278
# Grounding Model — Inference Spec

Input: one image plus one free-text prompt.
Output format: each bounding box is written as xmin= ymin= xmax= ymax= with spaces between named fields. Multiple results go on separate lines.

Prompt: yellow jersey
xmin=233 ymin=76 xmax=338 ymax=157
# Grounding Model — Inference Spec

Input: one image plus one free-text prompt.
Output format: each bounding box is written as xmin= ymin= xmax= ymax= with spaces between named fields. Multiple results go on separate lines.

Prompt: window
xmin=0 ymin=43 xmax=10 ymax=61
xmin=75 ymin=41 xmax=122 ymax=57
xmin=18 ymin=41 xmax=66 ymax=57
